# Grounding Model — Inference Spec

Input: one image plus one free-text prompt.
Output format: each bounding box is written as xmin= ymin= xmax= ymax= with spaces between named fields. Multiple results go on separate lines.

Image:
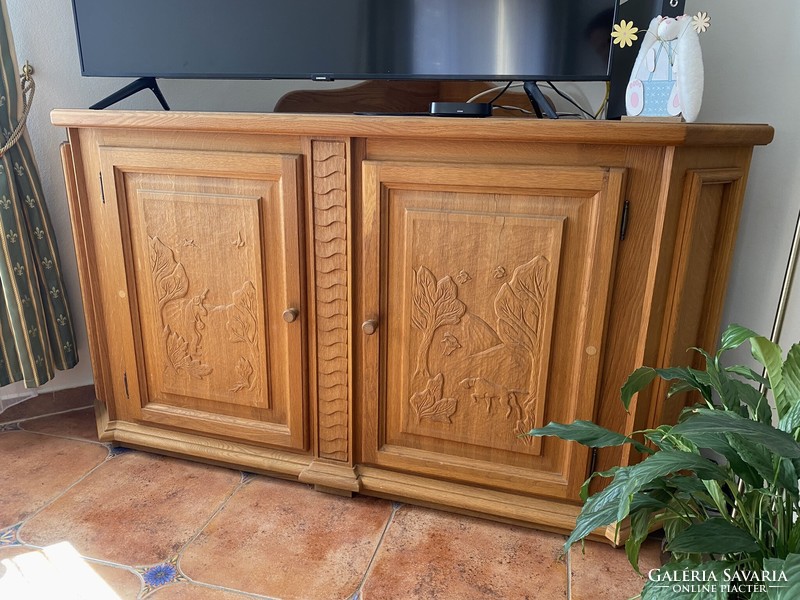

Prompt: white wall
xmin=682 ymin=0 xmax=800 ymax=357
xmin=3 ymin=0 xmax=799 ymax=392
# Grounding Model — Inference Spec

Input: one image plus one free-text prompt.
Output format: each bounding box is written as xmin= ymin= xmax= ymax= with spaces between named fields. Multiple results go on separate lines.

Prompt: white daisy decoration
xmin=692 ymin=12 xmax=711 ymax=34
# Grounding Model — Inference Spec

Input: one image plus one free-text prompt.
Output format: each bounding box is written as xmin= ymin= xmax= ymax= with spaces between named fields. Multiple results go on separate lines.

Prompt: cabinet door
xmin=360 ymin=162 xmax=625 ymax=500
xmin=97 ymin=147 xmax=307 ymax=450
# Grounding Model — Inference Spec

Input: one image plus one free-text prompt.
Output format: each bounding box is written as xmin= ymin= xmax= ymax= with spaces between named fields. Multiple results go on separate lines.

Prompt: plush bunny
xmin=625 ymin=15 xmax=704 ymax=122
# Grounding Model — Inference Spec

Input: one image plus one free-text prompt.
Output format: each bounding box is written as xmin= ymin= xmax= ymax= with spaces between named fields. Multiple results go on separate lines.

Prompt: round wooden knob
xmin=283 ymin=308 xmax=300 ymax=323
xmin=362 ymin=319 xmax=378 ymax=335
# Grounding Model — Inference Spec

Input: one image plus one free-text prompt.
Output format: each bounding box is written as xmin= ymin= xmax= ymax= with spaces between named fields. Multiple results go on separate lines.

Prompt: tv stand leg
xmin=523 ymin=82 xmax=558 ymax=119
xmin=90 ymin=77 xmax=171 ymax=110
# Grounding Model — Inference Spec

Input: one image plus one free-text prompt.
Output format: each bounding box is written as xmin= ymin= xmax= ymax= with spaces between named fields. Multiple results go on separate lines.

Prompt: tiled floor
xmin=0 ymin=392 xmax=663 ymax=599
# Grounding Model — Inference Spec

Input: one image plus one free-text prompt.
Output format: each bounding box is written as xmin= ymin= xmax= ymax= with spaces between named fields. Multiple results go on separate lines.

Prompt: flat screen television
xmin=72 ymin=0 xmax=686 ymax=117
xmin=72 ymin=0 xmax=619 ymax=82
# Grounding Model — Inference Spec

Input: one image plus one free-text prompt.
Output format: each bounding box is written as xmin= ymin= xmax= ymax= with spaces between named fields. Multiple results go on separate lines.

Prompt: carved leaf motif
xmin=165 ymin=326 xmax=212 ymax=379
xmin=494 ymin=257 xmax=549 ymax=355
xmin=150 ymin=237 xmax=189 ymax=313
xmin=410 ymin=373 xmax=458 ymax=423
xmin=411 ymin=267 xmax=466 ymax=379
xmin=411 ymin=267 xmax=465 ymax=333
xmin=227 ymin=282 xmax=257 ymax=345
xmin=230 ymin=356 xmax=254 ymax=392
xmin=514 ymin=395 xmax=539 ymax=445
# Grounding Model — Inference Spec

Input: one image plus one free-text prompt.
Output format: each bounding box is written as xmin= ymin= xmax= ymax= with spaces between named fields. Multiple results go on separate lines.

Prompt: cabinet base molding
xmin=299 ymin=460 xmax=361 ymax=493
xmin=103 ymin=421 xmax=311 ymax=478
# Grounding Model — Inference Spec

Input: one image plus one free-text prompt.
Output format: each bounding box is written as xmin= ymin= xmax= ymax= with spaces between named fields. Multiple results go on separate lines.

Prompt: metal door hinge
xmin=123 ymin=371 xmax=129 ymax=399
xmin=99 ymin=172 xmax=105 ymax=204
xmin=588 ymin=448 xmax=599 ymax=477
xmin=619 ymin=200 xmax=630 ymax=241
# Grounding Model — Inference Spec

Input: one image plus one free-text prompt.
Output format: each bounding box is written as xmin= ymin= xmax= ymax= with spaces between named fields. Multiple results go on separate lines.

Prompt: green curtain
xmin=0 ymin=2 xmax=77 ymax=387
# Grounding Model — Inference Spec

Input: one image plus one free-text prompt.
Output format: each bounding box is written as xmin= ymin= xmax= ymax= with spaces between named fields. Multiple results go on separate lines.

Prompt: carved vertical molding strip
xmin=311 ymin=140 xmax=349 ymax=462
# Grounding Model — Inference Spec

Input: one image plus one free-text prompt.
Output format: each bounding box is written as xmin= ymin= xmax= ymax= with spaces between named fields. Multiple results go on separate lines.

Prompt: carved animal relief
xmin=148 ymin=236 xmax=261 ymax=395
xmin=407 ymin=257 xmax=551 ymax=446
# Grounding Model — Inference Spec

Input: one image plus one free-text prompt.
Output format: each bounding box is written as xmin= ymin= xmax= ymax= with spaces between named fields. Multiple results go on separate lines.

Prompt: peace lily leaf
xmin=719 ymin=323 xmax=759 ymax=353
xmin=622 ymin=367 xmax=711 ymax=411
xmin=726 ymin=365 xmax=770 ymax=388
xmin=621 ymin=367 xmax=659 ymax=411
xmin=641 ymin=561 xmax=732 ymax=600
xmin=667 ymin=518 xmax=760 ymax=554
xmin=782 ymin=344 xmax=800 ymax=409
xmin=615 ymin=451 xmax=727 ymax=522
xmin=525 ymin=421 xmax=654 ymax=455
xmin=579 ymin=466 xmax=620 ymax=502
xmin=626 ymin=508 xmax=655 ymax=574
xmin=750 ymin=336 xmax=788 ymax=417
xmin=780 ymin=399 xmax=800 ymax=434
xmin=729 ymin=378 xmax=773 ymax=425
xmin=672 ymin=408 xmax=800 ymax=458
xmin=764 ymin=553 xmax=800 ymax=600
xmin=565 ymin=469 xmax=664 ymax=549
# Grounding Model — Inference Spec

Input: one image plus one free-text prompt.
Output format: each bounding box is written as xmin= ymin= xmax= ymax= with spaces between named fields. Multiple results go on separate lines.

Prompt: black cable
xmin=486 ymin=81 xmax=513 ymax=106
xmin=545 ymin=81 xmax=595 ymax=120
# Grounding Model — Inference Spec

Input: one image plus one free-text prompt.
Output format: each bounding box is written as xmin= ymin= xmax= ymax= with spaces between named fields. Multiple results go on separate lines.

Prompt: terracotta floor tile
xmin=20 ymin=408 xmax=99 ymax=442
xmin=0 ymin=386 xmax=94 ymax=424
xmin=0 ymin=542 xmax=141 ymax=599
xmin=149 ymin=583 xmax=258 ymax=599
xmin=181 ymin=477 xmax=392 ymax=600
xmin=0 ymin=431 xmax=108 ymax=528
xmin=89 ymin=562 xmax=143 ymax=599
xmin=361 ymin=506 xmax=567 ymax=600
xmin=20 ymin=451 xmax=241 ymax=566
xmin=570 ymin=538 xmax=665 ymax=600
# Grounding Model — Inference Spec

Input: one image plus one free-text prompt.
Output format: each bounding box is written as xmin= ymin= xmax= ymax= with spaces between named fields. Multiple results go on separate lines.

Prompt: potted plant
xmin=527 ymin=324 xmax=800 ymax=599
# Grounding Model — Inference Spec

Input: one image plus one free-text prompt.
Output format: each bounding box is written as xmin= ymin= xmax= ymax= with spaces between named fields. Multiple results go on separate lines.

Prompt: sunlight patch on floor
xmin=0 ymin=541 xmax=123 ymax=599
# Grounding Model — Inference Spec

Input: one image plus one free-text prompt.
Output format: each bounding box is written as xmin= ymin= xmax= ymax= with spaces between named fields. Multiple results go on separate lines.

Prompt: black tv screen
xmin=73 ymin=0 xmax=619 ymax=82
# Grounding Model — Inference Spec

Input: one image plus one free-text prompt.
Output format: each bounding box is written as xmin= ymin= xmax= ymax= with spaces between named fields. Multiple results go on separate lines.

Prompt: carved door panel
xmin=360 ymin=161 xmax=626 ymax=500
xmin=98 ymin=147 xmax=306 ymax=450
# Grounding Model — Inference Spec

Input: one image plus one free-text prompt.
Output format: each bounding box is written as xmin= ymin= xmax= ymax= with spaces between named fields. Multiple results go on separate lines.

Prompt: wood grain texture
xmin=51 ymin=110 xmax=774 ymax=147
xmin=359 ymin=161 xmax=625 ymax=500
xmin=311 ymin=140 xmax=351 ymax=462
xmin=55 ymin=111 xmax=770 ymax=540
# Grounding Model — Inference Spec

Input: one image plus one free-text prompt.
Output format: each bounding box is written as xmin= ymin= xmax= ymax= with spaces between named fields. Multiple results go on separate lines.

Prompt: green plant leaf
xmin=779 ymin=400 xmax=800 ymax=435
xmin=782 ymin=344 xmax=800 ymax=412
xmin=726 ymin=365 xmax=770 ymax=388
xmin=626 ymin=508 xmax=655 ymax=574
xmin=565 ymin=471 xmax=664 ymax=549
xmin=672 ymin=408 xmax=800 ymax=458
xmin=729 ymin=379 xmax=773 ymax=425
xmin=641 ymin=560 xmax=732 ymax=600
xmin=719 ymin=323 xmax=760 ymax=352
xmin=764 ymin=553 xmax=800 ymax=600
xmin=778 ymin=458 xmax=800 ymax=496
xmin=525 ymin=421 xmax=655 ymax=455
xmin=621 ymin=367 xmax=659 ymax=411
xmin=751 ymin=336 xmax=788 ymax=417
xmin=615 ymin=451 xmax=728 ymax=522
xmin=726 ymin=433 xmax=774 ymax=485
xmin=622 ymin=367 xmax=714 ymax=411
xmin=579 ymin=466 xmax=620 ymax=502
xmin=667 ymin=518 xmax=760 ymax=554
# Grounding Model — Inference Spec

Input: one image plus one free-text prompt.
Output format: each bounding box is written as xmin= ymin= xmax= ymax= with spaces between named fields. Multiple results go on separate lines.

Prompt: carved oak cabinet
xmin=53 ymin=110 xmax=772 ymax=540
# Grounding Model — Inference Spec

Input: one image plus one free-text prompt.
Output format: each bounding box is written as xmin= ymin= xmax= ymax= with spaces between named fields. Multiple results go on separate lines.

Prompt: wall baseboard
xmin=0 ymin=385 xmax=95 ymax=424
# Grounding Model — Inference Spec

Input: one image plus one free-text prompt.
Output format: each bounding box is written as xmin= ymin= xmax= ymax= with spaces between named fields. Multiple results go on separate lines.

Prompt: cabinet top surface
xmin=51 ymin=109 xmax=774 ymax=147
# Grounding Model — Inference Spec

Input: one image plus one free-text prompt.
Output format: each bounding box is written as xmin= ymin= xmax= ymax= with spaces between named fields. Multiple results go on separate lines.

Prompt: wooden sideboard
xmin=53 ymin=110 xmax=772 ymax=540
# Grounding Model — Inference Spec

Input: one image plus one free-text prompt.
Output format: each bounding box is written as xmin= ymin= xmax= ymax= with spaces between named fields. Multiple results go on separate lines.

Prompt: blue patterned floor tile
xmin=0 ymin=524 xmax=21 ymax=547
xmin=137 ymin=555 xmax=186 ymax=596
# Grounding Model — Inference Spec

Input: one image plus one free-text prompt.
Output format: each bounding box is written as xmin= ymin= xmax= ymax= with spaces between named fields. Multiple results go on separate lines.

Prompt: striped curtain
xmin=0 ymin=1 xmax=77 ymax=387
